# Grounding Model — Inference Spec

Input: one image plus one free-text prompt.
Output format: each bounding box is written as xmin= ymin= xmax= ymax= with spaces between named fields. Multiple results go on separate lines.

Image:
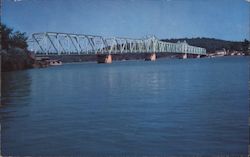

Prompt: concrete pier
xmin=145 ymin=53 xmax=156 ymax=61
xmin=97 ymin=54 xmax=112 ymax=64
xmin=182 ymin=53 xmax=187 ymax=59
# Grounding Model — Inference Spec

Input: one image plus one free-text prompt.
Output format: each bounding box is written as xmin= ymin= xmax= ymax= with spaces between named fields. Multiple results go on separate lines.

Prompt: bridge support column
xmin=182 ymin=53 xmax=187 ymax=59
xmin=97 ymin=54 xmax=112 ymax=64
xmin=145 ymin=53 xmax=156 ymax=61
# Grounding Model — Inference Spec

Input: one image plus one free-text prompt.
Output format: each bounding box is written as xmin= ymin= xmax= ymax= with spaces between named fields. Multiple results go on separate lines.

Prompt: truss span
xmin=28 ymin=32 xmax=206 ymax=55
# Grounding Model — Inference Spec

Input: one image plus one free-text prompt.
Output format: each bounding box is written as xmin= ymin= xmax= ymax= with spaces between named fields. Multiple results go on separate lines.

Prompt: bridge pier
xmin=97 ymin=54 xmax=112 ymax=64
xmin=145 ymin=53 xmax=156 ymax=61
xmin=182 ymin=53 xmax=187 ymax=59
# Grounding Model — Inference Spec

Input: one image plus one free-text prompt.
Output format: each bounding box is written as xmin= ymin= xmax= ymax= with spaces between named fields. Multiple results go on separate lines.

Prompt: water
xmin=1 ymin=56 xmax=249 ymax=156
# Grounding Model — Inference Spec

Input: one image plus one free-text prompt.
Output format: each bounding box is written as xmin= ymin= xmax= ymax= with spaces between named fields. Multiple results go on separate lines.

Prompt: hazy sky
xmin=2 ymin=0 xmax=250 ymax=41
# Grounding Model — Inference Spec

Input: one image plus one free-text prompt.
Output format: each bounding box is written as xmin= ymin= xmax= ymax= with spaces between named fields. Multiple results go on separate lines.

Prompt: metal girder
xmin=56 ymin=34 xmax=66 ymax=54
xmin=28 ymin=32 xmax=207 ymax=55
xmin=46 ymin=33 xmax=59 ymax=53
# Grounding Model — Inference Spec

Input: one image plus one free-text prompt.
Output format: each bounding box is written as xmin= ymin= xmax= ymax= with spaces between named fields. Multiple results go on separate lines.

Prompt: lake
xmin=1 ymin=56 xmax=249 ymax=156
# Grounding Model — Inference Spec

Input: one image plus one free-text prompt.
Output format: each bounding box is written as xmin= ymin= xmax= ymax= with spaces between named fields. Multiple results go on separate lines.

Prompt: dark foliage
xmin=1 ymin=24 xmax=33 ymax=72
xmin=1 ymin=24 xmax=28 ymax=50
xmin=1 ymin=48 xmax=35 ymax=72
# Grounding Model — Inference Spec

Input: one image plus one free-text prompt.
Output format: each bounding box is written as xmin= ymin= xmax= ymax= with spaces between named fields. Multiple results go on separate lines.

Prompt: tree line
xmin=1 ymin=24 xmax=33 ymax=72
xmin=1 ymin=24 xmax=28 ymax=50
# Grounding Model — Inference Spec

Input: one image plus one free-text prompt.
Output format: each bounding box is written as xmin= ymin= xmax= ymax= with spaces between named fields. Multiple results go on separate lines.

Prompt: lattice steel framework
xmin=28 ymin=32 xmax=206 ymax=55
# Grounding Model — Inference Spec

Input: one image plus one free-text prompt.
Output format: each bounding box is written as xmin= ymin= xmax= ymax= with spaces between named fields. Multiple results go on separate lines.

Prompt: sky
xmin=2 ymin=0 xmax=250 ymax=41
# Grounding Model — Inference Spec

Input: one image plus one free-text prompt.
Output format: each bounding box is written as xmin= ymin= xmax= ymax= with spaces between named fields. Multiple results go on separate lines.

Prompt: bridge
xmin=28 ymin=32 xmax=207 ymax=63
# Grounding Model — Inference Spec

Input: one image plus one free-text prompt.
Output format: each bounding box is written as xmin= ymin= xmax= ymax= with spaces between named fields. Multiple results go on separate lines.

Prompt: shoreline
xmin=2 ymin=55 xmax=248 ymax=73
xmin=1 ymin=50 xmax=248 ymax=72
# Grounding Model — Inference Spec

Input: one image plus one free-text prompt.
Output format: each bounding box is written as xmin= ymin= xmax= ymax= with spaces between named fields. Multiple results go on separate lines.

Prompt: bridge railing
xmin=28 ymin=32 xmax=206 ymax=55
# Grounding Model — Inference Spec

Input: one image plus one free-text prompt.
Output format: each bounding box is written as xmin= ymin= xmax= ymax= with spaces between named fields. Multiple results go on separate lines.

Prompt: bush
xmin=1 ymin=48 xmax=34 ymax=72
xmin=1 ymin=24 xmax=33 ymax=72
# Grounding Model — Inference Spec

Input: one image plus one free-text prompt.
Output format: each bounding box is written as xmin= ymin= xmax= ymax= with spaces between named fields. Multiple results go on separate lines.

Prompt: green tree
xmin=242 ymin=39 xmax=249 ymax=51
xmin=1 ymin=24 xmax=13 ymax=49
xmin=10 ymin=31 xmax=28 ymax=49
xmin=1 ymin=24 xmax=28 ymax=50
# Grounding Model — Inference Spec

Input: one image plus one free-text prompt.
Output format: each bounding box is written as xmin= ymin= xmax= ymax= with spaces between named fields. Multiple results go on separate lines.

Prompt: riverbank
xmin=1 ymin=48 xmax=34 ymax=72
xmin=1 ymin=48 xmax=51 ymax=72
xmin=2 ymin=50 xmax=249 ymax=72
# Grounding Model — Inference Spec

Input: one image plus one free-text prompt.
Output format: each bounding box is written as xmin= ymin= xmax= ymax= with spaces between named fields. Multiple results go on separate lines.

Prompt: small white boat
xmin=48 ymin=60 xmax=62 ymax=66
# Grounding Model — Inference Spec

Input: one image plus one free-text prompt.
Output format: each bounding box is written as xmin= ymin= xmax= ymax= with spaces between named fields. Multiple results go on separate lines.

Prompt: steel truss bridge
xmin=28 ymin=32 xmax=206 ymax=55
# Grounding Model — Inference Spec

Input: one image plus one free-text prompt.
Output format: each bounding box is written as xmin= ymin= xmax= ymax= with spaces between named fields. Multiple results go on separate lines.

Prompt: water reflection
xmin=1 ymin=70 xmax=32 ymax=120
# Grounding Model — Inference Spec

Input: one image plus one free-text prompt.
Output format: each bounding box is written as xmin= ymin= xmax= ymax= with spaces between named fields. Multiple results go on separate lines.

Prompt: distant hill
xmin=161 ymin=37 xmax=249 ymax=54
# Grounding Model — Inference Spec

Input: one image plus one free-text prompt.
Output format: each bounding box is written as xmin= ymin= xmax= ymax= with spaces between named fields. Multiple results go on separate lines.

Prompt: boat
xmin=48 ymin=60 xmax=62 ymax=66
